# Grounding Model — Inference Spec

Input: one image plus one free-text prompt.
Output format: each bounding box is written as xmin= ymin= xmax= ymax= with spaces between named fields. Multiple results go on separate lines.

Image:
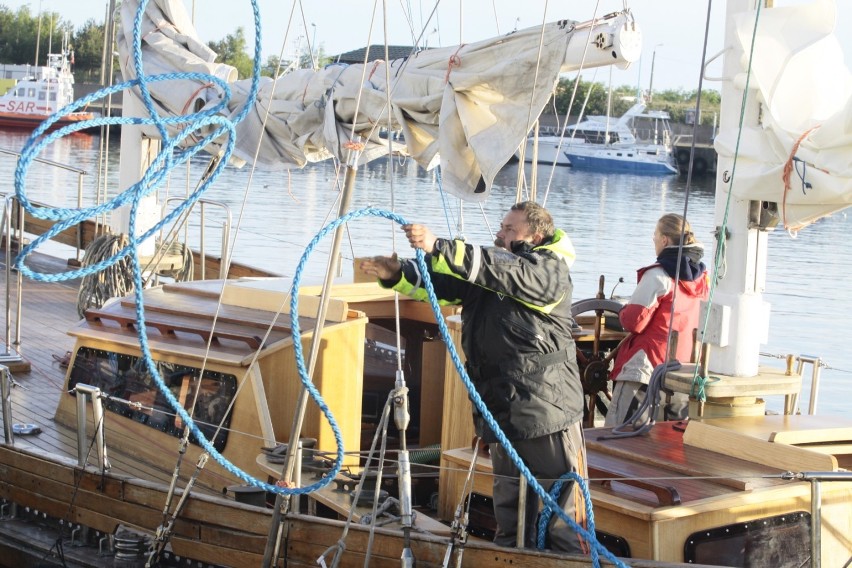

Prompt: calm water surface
xmin=2 ymin=130 xmax=849 ymax=416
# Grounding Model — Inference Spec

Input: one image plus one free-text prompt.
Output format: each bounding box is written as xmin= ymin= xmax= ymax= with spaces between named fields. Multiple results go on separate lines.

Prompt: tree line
xmin=551 ymin=77 xmax=720 ymax=125
xmin=0 ymin=4 xmax=718 ymax=123
xmin=0 ymin=4 xmax=107 ymax=82
xmin=0 ymin=4 xmax=327 ymax=81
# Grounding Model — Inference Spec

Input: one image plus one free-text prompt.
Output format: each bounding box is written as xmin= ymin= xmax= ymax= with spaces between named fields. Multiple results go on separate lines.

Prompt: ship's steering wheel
xmin=570 ymin=277 xmax=629 ymax=428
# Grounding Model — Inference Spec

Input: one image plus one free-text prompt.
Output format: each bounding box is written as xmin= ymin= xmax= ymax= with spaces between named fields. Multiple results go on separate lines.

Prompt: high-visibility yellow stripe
xmin=513 ymin=291 xmax=565 ymax=315
xmin=453 ymin=239 xmax=465 ymax=266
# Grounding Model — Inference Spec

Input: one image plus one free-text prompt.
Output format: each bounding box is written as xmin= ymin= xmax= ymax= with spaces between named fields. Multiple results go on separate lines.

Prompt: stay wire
xmin=540 ymin=1 xmax=605 ymax=208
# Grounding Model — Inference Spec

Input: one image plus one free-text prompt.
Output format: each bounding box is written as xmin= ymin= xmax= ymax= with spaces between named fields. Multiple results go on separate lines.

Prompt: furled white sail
xmin=714 ymin=0 xmax=852 ymax=229
xmin=116 ymin=0 xmax=640 ymax=201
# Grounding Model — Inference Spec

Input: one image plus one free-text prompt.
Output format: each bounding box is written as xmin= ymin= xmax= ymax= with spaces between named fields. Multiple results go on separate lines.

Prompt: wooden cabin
xmin=54 ymin=278 xmax=369 ymax=492
xmin=54 ymin=279 xmax=461 ymax=494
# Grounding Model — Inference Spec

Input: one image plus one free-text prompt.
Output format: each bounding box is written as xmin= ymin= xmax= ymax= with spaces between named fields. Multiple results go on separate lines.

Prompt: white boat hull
xmin=517 ymin=136 xmax=572 ymax=166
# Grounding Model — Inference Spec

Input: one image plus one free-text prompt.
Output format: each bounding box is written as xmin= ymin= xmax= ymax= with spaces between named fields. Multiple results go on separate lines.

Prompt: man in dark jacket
xmin=359 ymin=201 xmax=588 ymax=554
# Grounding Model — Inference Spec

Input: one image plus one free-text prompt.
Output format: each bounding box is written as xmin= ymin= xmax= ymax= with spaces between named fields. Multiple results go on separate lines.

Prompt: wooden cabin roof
xmin=69 ymin=278 xmax=359 ymax=366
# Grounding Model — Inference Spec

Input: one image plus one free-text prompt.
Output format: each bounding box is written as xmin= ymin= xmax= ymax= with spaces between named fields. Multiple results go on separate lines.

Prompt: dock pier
xmin=673 ymin=140 xmax=717 ymax=176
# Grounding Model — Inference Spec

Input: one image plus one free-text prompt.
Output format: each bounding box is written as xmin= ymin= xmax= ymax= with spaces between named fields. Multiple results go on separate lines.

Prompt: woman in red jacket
xmin=604 ymin=213 xmax=709 ymax=428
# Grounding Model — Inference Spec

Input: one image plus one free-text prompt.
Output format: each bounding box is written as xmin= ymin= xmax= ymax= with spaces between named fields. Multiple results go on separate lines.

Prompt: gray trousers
xmin=489 ymin=421 xmax=588 ymax=554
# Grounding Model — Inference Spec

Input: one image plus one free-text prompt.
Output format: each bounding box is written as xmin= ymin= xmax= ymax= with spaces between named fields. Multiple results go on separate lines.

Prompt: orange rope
xmin=181 ymin=83 xmax=215 ymax=114
xmin=367 ymin=60 xmax=383 ymax=81
xmin=444 ymin=45 xmax=466 ymax=84
xmin=780 ymin=125 xmax=820 ymax=228
xmin=343 ymin=140 xmax=365 ymax=151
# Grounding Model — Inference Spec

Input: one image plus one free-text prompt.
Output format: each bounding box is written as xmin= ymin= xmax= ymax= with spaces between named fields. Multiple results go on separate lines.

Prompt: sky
xmin=6 ymin=0 xmax=852 ymax=93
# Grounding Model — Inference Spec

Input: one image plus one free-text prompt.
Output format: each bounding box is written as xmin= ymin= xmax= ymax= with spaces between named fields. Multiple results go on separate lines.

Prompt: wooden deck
xmin=0 ymin=249 xmax=231 ymax=492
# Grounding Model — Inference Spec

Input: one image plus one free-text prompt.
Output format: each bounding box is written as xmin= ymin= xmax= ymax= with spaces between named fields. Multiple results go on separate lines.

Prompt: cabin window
xmin=68 ymin=346 xmax=237 ymax=452
xmin=683 ymin=512 xmax=810 ymax=566
xmin=49 ymin=92 xmax=57 ymax=102
xmin=39 ymin=92 xmax=46 ymax=101
xmin=573 ymin=130 xmax=620 ymax=145
xmin=596 ymin=532 xmax=631 ymax=558
xmin=27 ymin=88 xmax=36 ymax=97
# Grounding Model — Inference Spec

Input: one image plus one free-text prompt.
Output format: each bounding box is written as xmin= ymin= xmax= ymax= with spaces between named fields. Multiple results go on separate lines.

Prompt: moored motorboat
xmin=516 ymin=103 xmax=677 ymax=174
xmin=562 ymin=102 xmax=677 ymax=174
xmin=0 ymin=35 xmax=97 ymax=133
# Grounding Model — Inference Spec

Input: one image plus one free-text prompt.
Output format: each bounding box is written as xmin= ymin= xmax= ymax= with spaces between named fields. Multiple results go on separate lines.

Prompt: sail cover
xmin=116 ymin=0 xmax=640 ymax=202
xmin=714 ymin=0 xmax=852 ymax=229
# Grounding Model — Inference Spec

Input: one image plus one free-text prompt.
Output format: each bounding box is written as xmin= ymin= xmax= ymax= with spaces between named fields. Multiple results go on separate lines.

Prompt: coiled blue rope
xmin=12 ymin=0 xmax=335 ymax=497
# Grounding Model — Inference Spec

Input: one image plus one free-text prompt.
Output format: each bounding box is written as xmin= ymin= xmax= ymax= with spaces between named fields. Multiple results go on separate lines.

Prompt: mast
xmin=34 ymin=0 xmax=43 ymax=66
xmin=115 ymin=92 xmax=161 ymax=258
xmin=664 ymin=0 xmax=808 ymax=413
xmin=704 ymin=0 xmax=770 ymax=377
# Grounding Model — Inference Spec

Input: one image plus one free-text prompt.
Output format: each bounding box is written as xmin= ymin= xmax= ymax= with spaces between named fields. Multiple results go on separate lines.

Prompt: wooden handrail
xmin=588 ymin=464 xmax=682 ymax=506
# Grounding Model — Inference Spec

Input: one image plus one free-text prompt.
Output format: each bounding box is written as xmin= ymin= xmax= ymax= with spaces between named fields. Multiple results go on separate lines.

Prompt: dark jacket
xmin=384 ymin=230 xmax=583 ymax=443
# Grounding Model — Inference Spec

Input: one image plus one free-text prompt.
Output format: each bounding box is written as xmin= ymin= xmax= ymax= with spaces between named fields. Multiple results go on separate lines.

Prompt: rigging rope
xmin=75 ymin=234 xmax=193 ymax=317
xmin=76 ymin=234 xmax=134 ymax=317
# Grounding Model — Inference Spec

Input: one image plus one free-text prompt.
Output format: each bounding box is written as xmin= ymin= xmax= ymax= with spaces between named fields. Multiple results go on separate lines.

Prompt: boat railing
xmin=1 ymin=365 xmax=13 ymax=444
xmin=633 ymin=126 xmax=673 ymax=147
xmin=0 ymin=147 xmax=89 ymax=264
xmin=73 ymin=383 xmax=110 ymax=471
xmin=161 ymin=197 xmax=232 ymax=280
xmin=0 ymin=147 xmax=88 ymax=364
xmin=783 ymin=354 xmax=823 ymax=415
xmin=1 ymin=195 xmax=24 ymax=365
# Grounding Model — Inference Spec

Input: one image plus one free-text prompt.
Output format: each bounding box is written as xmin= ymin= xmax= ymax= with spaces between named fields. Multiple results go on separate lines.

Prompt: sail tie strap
xmin=367 ymin=59 xmax=384 ymax=81
xmin=781 ymin=125 xmax=822 ymax=230
xmin=444 ymin=45 xmax=465 ymax=83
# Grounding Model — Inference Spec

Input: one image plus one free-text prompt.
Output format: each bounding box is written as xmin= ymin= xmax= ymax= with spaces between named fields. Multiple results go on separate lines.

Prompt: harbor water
xmin=1 ymin=129 xmax=850 ymax=417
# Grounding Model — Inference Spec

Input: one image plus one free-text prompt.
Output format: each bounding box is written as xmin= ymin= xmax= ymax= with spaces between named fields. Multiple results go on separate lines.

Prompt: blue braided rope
xmin=537 ymin=471 xmax=599 ymax=565
xmin=12 ymin=0 xmax=336 ymax=497
xmin=349 ymin=208 xmax=627 ymax=568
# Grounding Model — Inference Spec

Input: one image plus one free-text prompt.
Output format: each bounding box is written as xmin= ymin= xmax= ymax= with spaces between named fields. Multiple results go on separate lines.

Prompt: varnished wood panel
xmin=683 ymin=419 xmax=838 ymax=471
